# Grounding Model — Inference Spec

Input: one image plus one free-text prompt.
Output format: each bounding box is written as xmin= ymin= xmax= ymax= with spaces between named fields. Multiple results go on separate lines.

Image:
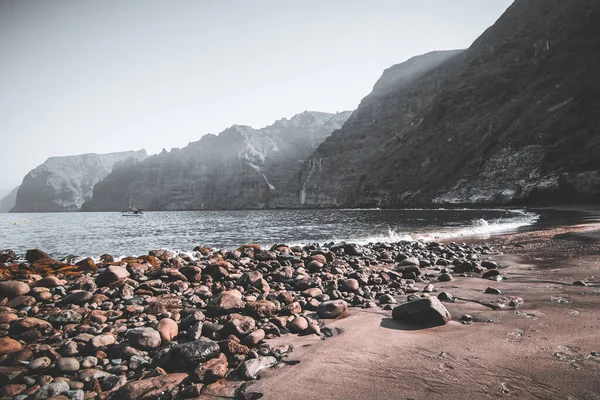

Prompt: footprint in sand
xmin=515 ymin=310 xmax=538 ymax=319
xmin=553 ymin=345 xmax=583 ymax=368
xmin=550 ymin=296 xmax=571 ymax=304
xmin=506 ymin=329 xmax=523 ymax=343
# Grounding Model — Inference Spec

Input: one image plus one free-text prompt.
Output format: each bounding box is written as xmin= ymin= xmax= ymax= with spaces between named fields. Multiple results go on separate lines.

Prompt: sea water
xmin=0 ymin=208 xmax=595 ymax=259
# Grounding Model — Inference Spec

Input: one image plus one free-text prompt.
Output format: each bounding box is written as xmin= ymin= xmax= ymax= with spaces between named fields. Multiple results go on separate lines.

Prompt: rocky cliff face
xmin=82 ymin=111 xmax=351 ymax=211
xmin=299 ymin=0 xmax=600 ymax=207
xmin=11 ymin=150 xmax=147 ymax=212
xmin=0 ymin=186 xmax=19 ymax=213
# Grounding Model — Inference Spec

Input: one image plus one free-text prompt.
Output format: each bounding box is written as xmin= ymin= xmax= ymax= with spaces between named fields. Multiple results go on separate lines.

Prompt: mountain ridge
xmin=82 ymin=110 xmax=352 ymax=211
xmin=298 ymin=0 xmax=600 ymax=207
xmin=11 ymin=150 xmax=147 ymax=212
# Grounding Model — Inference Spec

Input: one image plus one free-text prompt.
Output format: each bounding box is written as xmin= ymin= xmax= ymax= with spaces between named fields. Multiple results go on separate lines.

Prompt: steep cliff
xmin=82 ymin=111 xmax=351 ymax=211
xmin=299 ymin=0 xmax=600 ymax=207
xmin=0 ymin=186 xmax=19 ymax=213
xmin=11 ymin=150 xmax=147 ymax=212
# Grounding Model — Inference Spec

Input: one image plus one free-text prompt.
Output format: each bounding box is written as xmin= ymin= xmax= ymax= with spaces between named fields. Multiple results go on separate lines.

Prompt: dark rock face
xmin=299 ymin=0 xmax=600 ymax=207
xmin=11 ymin=150 xmax=147 ymax=212
xmin=82 ymin=111 xmax=351 ymax=211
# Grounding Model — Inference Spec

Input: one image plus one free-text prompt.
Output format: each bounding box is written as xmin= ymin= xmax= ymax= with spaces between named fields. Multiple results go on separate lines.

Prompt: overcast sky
xmin=0 ymin=0 xmax=513 ymax=189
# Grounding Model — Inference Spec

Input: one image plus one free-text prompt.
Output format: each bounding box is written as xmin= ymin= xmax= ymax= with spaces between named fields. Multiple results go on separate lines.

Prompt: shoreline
xmin=0 ymin=218 xmax=599 ymax=399
xmin=250 ymin=222 xmax=600 ymax=400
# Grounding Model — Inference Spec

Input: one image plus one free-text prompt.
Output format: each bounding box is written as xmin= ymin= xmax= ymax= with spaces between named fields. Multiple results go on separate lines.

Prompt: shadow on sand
xmin=379 ymin=317 xmax=440 ymax=331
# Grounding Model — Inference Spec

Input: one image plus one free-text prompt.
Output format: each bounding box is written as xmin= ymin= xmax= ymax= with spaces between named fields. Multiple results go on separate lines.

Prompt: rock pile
xmin=0 ymin=240 xmax=503 ymax=399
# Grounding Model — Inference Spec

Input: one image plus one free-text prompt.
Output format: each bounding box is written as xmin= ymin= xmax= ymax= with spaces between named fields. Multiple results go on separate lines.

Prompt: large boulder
xmin=25 ymin=249 xmax=50 ymax=263
xmin=392 ymin=297 xmax=451 ymax=326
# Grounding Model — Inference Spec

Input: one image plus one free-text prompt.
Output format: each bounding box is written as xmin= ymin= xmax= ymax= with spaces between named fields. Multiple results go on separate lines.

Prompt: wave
xmin=333 ymin=211 xmax=539 ymax=245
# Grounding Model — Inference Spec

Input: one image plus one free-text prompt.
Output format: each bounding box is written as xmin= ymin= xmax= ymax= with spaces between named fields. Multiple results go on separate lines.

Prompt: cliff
xmin=82 ymin=111 xmax=351 ymax=211
xmin=11 ymin=150 xmax=147 ymax=212
xmin=299 ymin=0 xmax=600 ymax=207
xmin=0 ymin=186 xmax=19 ymax=213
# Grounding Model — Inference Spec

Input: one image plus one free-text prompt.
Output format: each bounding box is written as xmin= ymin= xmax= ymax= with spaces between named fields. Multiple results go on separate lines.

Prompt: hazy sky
xmin=0 ymin=0 xmax=513 ymax=189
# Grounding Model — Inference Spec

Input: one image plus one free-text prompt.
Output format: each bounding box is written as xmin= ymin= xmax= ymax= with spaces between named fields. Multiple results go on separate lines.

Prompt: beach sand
xmin=249 ymin=223 xmax=600 ymax=399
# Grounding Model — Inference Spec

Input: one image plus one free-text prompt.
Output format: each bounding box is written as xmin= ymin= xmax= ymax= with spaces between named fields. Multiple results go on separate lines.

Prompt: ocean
xmin=0 ymin=208 xmax=596 ymax=259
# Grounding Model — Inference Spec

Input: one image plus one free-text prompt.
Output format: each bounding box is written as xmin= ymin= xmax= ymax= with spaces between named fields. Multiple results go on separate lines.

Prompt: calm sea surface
xmin=0 ymin=208 xmax=596 ymax=259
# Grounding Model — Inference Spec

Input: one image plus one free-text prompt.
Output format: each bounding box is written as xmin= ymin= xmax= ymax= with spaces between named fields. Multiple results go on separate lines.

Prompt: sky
xmin=0 ymin=0 xmax=513 ymax=190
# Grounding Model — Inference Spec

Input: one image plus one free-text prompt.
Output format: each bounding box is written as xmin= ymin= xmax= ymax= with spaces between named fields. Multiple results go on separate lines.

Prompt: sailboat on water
xmin=121 ymin=185 xmax=143 ymax=217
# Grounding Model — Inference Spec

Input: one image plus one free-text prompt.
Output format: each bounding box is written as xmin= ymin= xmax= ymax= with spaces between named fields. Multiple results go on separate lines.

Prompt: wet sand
xmin=250 ymin=222 xmax=600 ymax=399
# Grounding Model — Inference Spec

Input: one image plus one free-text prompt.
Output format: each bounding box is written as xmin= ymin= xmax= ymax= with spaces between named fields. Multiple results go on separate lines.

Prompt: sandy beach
xmin=250 ymin=222 xmax=600 ymax=400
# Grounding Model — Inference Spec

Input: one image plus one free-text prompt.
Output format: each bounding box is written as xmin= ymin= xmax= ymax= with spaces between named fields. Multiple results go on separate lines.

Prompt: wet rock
xmin=157 ymin=318 xmax=178 ymax=342
xmin=25 ymin=249 xmax=51 ymax=263
xmin=0 ymin=366 xmax=27 ymax=385
xmin=127 ymin=327 xmax=162 ymax=349
xmin=10 ymin=317 xmax=53 ymax=335
xmin=482 ymin=269 xmax=501 ymax=279
xmin=0 ymin=281 xmax=30 ymax=299
xmin=0 ymin=311 xmax=19 ymax=324
xmin=238 ymin=356 xmax=277 ymax=380
xmin=75 ymin=257 xmax=96 ymax=271
xmin=170 ymin=338 xmax=220 ymax=366
xmin=485 ymin=287 xmax=502 ymax=294
xmin=242 ymin=329 xmax=265 ymax=347
xmin=247 ymin=300 xmax=277 ymax=319
xmin=392 ymin=297 xmax=451 ymax=326
xmin=0 ymin=383 xmax=27 ymax=397
xmin=378 ymin=294 xmax=396 ymax=304
xmin=437 ymin=292 xmax=455 ymax=302
xmin=193 ymin=353 xmax=228 ymax=384
xmin=33 ymin=380 xmax=70 ymax=399
xmin=438 ymin=272 xmax=453 ymax=282
xmin=398 ymin=257 xmax=420 ymax=267
xmin=113 ymin=373 xmax=188 ymax=400
xmin=481 ymin=261 xmax=499 ymax=269
xmin=317 ymin=300 xmax=348 ymax=319
xmin=224 ymin=314 xmax=256 ymax=337
xmin=96 ymin=265 xmax=130 ymax=287
xmin=0 ymin=337 xmax=23 ymax=355
xmin=287 ymin=316 xmax=308 ymax=333
xmin=62 ymin=291 xmax=93 ymax=305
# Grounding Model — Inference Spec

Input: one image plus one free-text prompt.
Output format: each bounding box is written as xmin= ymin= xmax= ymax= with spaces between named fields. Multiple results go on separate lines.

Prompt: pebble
xmin=56 ymin=357 xmax=80 ymax=373
xmin=157 ymin=318 xmax=178 ymax=342
xmin=0 ymin=240 xmax=507 ymax=395
xmin=0 ymin=280 xmax=30 ymax=299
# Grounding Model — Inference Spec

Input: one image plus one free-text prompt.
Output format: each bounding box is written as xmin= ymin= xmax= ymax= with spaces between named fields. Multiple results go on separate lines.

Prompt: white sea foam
xmin=331 ymin=211 xmax=539 ymax=245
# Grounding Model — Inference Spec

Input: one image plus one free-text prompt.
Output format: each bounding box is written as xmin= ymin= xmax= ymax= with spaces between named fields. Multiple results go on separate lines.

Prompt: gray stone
xmin=392 ymin=297 xmax=451 ymax=326
xmin=127 ymin=327 xmax=162 ymax=349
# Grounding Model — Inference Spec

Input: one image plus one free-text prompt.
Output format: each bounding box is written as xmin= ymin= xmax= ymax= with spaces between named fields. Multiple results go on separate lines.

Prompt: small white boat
xmin=121 ymin=186 xmax=143 ymax=216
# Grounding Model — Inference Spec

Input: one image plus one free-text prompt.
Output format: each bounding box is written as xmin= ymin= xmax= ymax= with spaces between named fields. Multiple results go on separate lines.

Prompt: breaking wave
xmin=343 ymin=210 xmax=540 ymax=244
